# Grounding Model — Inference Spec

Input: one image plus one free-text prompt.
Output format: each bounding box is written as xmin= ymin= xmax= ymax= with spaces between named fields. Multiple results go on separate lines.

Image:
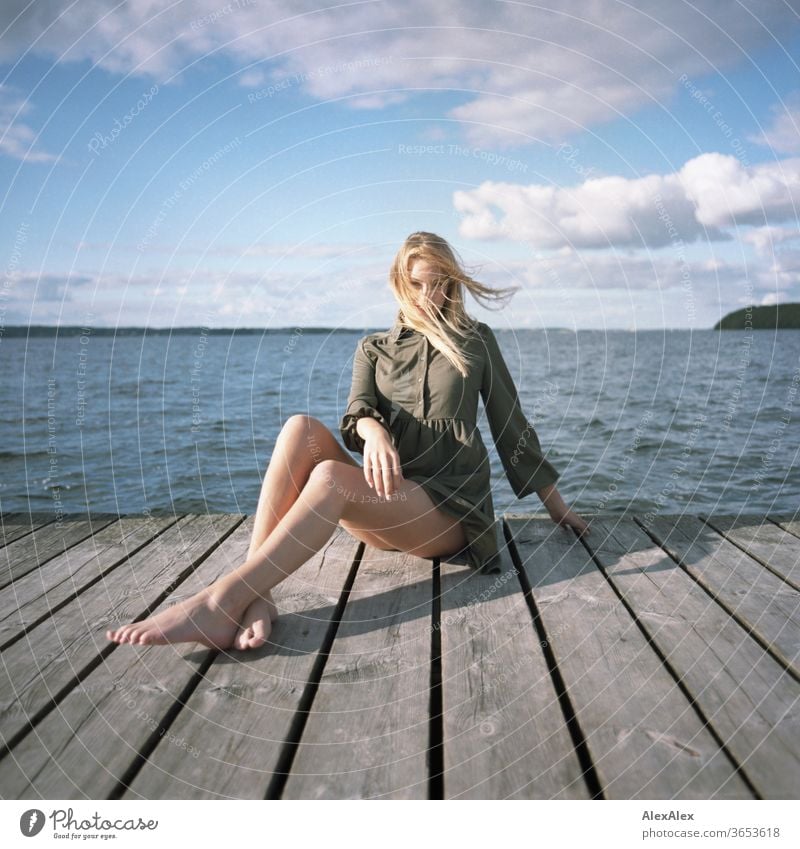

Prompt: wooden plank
xmin=769 ymin=514 xmax=800 ymax=541
xmin=0 ymin=516 xmax=259 ymax=798
xmin=121 ymin=525 xmax=362 ymax=800
xmin=281 ymin=546 xmax=434 ymax=799
xmin=439 ymin=521 xmax=590 ymax=799
xmin=0 ymin=514 xmax=55 ymax=548
xmin=0 ymin=514 xmax=242 ymax=753
xmin=0 ymin=516 xmax=119 ymax=589
xmin=598 ymin=517 xmax=800 ymax=798
xmin=701 ymin=515 xmax=800 ymax=589
xmin=0 ymin=515 xmax=178 ymax=648
xmin=646 ymin=516 xmax=800 ymax=676
xmin=507 ymin=516 xmax=751 ymax=799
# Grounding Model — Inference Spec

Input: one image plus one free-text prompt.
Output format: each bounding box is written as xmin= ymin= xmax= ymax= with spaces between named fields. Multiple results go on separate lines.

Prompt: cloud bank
xmin=1 ymin=0 xmax=798 ymax=147
xmin=453 ymin=152 xmax=800 ymax=248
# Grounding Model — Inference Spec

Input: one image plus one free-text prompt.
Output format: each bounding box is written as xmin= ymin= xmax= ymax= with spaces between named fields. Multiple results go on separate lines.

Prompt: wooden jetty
xmin=0 ymin=511 xmax=798 ymax=800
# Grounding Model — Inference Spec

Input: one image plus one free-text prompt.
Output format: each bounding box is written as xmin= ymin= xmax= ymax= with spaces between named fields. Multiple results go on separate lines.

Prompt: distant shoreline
xmin=714 ymin=303 xmax=800 ymax=329
xmin=2 ymin=325 xmax=798 ymax=337
xmin=2 ymin=326 xmax=360 ymax=337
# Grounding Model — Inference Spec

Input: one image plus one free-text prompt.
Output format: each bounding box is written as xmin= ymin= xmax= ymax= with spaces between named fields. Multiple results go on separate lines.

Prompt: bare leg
xmin=105 ymin=459 xmax=465 ymax=649
xmin=234 ymin=415 xmax=359 ymax=648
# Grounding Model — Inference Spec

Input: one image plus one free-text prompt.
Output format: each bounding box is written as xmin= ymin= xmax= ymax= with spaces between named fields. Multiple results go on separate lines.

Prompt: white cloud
xmin=749 ymin=93 xmax=800 ymax=154
xmin=740 ymin=225 xmax=800 ymax=291
xmin=453 ymin=152 xmax=800 ymax=248
xmin=475 ymin=248 xmax=798 ymax=327
xmin=0 ymin=84 xmax=59 ymax=162
xmin=486 ymin=250 xmax=743 ymax=293
xmin=240 ymin=241 xmax=378 ymax=259
xmin=6 ymin=271 xmax=92 ymax=302
xmin=740 ymin=224 xmax=800 ymax=253
xmin=4 ymin=264 xmax=403 ymax=326
xmin=8 ymin=248 xmax=795 ymax=329
xmin=681 ymin=153 xmax=800 ymax=228
xmin=0 ymin=1 xmax=797 ymax=148
xmin=236 ymin=68 xmax=266 ymax=88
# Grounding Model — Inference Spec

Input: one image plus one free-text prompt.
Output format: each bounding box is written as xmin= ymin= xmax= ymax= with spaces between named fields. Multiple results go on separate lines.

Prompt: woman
xmin=106 ymin=232 xmax=589 ymax=651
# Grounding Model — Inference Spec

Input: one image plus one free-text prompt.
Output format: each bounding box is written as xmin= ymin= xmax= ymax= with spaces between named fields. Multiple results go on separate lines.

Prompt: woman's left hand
xmin=549 ymin=506 xmax=591 ymax=537
xmin=538 ymin=484 xmax=591 ymax=537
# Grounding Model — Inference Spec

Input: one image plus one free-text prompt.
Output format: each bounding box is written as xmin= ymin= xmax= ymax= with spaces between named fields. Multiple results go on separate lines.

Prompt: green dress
xmin=339 ymin=314 xmax=560 ymax=573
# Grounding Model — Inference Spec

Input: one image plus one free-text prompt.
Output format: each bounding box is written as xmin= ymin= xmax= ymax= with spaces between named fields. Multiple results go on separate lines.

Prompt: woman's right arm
xmin=359 ymin=418 xmax=404 ymax=497
xmin=340 ymin=337 xmax=393 ymax=450
xmin=340 ymin=337 xmax=404 ymax=497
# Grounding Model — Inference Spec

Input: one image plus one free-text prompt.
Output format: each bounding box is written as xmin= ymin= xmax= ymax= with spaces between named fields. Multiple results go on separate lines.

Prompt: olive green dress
xmin=339 ymin=314 xmax=560 ymax=573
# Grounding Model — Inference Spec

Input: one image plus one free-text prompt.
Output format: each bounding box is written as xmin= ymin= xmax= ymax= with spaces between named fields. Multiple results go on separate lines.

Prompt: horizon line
xmin=0 ymin=323 xmax=747 ymax=333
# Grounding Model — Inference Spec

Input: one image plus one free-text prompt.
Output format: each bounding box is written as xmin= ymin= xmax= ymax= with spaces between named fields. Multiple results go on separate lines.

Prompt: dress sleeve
xmin=480 ymin=324 xmax=560 ymax=498
xmin=340 ymin=337 xmax=394 ymax=454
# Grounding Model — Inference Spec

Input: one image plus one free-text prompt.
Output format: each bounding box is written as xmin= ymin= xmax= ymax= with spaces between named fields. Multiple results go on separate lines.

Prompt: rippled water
xmin=1 ymin=328 xmax=798 ymax=519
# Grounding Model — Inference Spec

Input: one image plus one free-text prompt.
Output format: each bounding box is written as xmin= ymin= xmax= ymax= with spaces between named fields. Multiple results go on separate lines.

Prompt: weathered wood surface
xmin=648 ymin=516 xmax=800 ymax=676
xmin=769 ymin=514 xmax=800 ymax=543
xmin=700 ymin=514 xmax=800 ymax=589
xmin=0 ymin=515 xmax=179 ymax=649
xmin=439 ymin=523 xmax=590 ymax=799
xmin=0 ymin=514 xmax=57 ymax=548
xmin=0 ymin=514 xmax=243 ymax=754
xmin=0 ymin=512 xmax=797 ymax=800
xmin=592 ymin=518 xmax=800 ymax=799
xmin=281 ymin=545 xmax=433 ymax=799
xmin=508 ymin=517 xmax=750 ymax=800
xmin=1 ymin=515 xmax=120 ymax=589
xmin=127 ymin=525 xmax=362 ymax=800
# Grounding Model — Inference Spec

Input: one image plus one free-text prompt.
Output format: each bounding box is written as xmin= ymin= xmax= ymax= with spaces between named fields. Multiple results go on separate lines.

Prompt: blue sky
xmin=1 ymin=0 xmax=799 ymax=329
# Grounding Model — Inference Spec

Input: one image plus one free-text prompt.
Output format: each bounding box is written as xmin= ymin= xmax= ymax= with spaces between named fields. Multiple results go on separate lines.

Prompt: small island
xmin=714 ymin=303 xmax=800 ymax=330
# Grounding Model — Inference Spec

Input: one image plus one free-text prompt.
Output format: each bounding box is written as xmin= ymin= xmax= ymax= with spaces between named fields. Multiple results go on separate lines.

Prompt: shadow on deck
xmin=0 ymin=510 xmax=798 ymax=799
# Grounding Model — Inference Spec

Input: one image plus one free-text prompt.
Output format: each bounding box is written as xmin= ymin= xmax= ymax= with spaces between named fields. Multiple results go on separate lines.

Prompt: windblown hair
xmin=389 ymin=231 xmax=518 ymax=376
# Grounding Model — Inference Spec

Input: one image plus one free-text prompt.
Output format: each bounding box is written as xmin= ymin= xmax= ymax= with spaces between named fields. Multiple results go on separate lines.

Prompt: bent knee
xmin=282 ymin=413 xmax=324 ymax=432
xmin=279 ymin=414 xmax=333 ymax=448
xmin=306 ymin=458 xmax=358 ymax=490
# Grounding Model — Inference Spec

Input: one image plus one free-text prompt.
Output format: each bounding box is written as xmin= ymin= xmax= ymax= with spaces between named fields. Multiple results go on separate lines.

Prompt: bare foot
xmin=106 ymin=588 xmax=244 ymax=649
xmin=233 ymin=594 xmax=278 ymax=650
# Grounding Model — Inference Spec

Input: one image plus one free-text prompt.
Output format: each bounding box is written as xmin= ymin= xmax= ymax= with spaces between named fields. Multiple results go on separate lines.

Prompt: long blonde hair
xmin=389 ymin=231 xmax=518 ymax=376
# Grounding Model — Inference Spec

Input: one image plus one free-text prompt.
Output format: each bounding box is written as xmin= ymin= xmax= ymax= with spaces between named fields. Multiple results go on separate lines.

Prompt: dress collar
xmin=388 ymin=314 xmax=416 ymax=342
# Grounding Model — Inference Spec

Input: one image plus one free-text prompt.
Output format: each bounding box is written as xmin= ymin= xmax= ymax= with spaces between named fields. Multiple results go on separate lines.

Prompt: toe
xmin=248 ymin=635 xmax=267 ymax=649
xmin=233 ymin=626 xmax=252 ymax=651
xmin=139 ymin=627 xmax=164 ymax=645
xmin=249 ymin=620 xmax=271 ymax=649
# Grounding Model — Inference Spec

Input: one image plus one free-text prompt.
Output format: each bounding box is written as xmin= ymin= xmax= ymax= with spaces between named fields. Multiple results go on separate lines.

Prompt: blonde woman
xmin=106 ymin=232 xmax=589 ymax=650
